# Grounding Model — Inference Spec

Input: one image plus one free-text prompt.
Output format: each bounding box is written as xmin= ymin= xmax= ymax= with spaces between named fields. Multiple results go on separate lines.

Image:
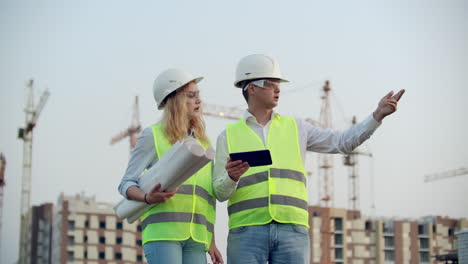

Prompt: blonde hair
xmin=160 ymin=82 xmax=210 ymax=146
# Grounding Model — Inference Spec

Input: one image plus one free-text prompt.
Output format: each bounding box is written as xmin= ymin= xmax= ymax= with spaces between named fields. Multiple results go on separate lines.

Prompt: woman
xmin=118 ymin=69 xmax=223 ymax=264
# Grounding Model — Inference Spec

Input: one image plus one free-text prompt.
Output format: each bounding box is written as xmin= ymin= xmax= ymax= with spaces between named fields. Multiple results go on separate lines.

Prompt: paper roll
xmin=114 ymin=137 xmax=213 ymax=223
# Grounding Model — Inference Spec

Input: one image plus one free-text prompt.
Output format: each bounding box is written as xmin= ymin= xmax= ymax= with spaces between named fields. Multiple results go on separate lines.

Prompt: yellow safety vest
xmin=226 ymin=114 xmax=309 ymax=229
xmin=140 ymin=124 xmax=215 ymax=250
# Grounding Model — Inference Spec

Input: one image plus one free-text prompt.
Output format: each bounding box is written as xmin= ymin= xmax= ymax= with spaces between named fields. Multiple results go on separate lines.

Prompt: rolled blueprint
xmin=125 ymin=145 xmax=216 ymax=223
xmin=114 ymin=137 xmax=214 ymax=223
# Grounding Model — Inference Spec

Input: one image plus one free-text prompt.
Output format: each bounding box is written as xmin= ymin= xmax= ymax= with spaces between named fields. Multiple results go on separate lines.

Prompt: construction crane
xmin=0 ymin=153 xmax=5 ymax=252
xmin=342 ymin=116 xmax=373 ymax=210
xmin=110 ymin=96 xmax=142 ymax=151
xmin=424 ymin=167 xmax=468 ymax=183
xmin=204 ymin=103 xmax=321 ymax=127
xmin=317 ymin=80 xmax=335 ymax=207
xmin=203 ymin=104 xmax=245 ymax=121
xmin=17 ymin=79 xmax=50 ymax=264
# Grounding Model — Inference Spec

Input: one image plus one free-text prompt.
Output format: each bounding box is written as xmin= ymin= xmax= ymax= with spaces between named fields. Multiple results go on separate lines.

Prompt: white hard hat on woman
xmin=153 ymin=68 xmax=203 ymax=109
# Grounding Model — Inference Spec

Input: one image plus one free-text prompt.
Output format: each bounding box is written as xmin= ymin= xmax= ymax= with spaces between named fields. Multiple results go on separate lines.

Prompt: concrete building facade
xmin=308 ymin=206 xmax=468 ymax=264
xmin=51 ymin=193 xmax=144 ymax=264
xmin=29 ymin=194 xmax=467 ymax=263
xmin=30 ymin=203 xmax=54 ymax=264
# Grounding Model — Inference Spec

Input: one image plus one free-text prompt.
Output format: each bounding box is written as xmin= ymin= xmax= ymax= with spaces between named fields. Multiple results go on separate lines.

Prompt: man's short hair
xmin=242 ymin=85 xmax=249 ymax=102
xmin=241 ymin=79 xmax=264 ymax=102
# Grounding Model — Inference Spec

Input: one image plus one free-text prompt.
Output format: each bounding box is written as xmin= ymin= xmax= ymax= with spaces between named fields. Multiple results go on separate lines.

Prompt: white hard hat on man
xmin=234 ymin=54 xmax=289 ymax=89
xmin=153 ymin=68 xmax=203 ymax=109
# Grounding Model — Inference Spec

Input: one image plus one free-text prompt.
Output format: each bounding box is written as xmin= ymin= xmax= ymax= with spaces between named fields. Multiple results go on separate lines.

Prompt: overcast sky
xmin=1 ymin=0 xmax=467 ymax=263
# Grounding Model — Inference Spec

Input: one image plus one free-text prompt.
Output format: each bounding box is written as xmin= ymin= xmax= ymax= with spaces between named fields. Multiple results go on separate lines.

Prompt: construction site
xmin=1 ymin=2 xmax=467 ymax=264
xmin=1 ymin=79 xmax=467 ymax=264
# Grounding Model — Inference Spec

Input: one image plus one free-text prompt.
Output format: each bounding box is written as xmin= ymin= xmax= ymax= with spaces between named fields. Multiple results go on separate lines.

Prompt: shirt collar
xmin=243 ymin=109 xmax=280 ymax=123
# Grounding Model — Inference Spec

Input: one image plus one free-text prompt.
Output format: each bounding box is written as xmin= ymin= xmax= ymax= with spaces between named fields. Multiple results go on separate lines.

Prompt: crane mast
xmin=0 ymin=153 xmax=6 ymax=252
xmin=110 ymin=96 xmax=142 ymax=151
xmin=343 ymin=117 xmax=373 ymax=211
xmin=17 ymin=79 xmax=50 ymax=264
xmin=318 ymin=81 xmax=334 ymax=207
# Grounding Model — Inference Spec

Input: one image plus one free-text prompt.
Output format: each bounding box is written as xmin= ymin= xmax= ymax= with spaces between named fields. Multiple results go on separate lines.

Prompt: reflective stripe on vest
xmin=141 ymin=212 xmax=214 ymax=233
xmin=236 ymin=169 xmax=306 ymax=189
xmin=226 ymin=115 xmax=309 ymax=229
xmin=228 ymin=195 xmax=308 ymax=215
xmin=140 ymin=124 xmax=215 ymax=249
xmin=177 ymin=184 xmax=216 ymax=208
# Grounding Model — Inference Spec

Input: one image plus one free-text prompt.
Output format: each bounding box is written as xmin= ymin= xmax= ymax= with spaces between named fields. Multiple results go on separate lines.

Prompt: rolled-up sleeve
xmin=118 ymin=127 xmax=158 ymax=199
xmin=302 ymin=114 xmax=380 ymax=154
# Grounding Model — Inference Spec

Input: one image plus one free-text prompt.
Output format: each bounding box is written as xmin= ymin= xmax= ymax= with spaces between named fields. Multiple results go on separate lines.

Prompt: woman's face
xmin=183 ymin=82 xmax=202 ymax=119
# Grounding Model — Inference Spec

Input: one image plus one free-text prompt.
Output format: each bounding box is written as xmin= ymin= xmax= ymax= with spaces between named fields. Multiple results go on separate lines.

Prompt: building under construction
xmin=24 ymin=192 xmax=467 ymax=264
xmin=30 ymin=203 xmax=53 ymax=263
xmin=308 ymin=206 xmax=468 ymax=264
xmin=49 ymin=193 xmax=144 ymax=263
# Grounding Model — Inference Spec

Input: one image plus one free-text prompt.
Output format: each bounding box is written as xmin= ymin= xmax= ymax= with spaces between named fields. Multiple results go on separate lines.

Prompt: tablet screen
xmin=229 ymin=149 xmax=272 ymax=167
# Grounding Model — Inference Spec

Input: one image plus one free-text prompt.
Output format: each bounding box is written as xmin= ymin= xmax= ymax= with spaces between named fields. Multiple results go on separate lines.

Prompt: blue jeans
xmin=227 ymin=222 xmax=310 ymax=264
xmin=143 ymin=238 xmax=207 ymax=264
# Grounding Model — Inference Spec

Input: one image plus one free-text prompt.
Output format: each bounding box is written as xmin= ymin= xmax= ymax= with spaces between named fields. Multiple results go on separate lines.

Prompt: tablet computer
xmin=229 ymin=149 xmax=272 ymax=167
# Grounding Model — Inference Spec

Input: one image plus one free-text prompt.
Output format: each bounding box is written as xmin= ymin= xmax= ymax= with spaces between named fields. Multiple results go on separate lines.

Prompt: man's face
xmin=251 ymin=79 xmax=281 ymax=109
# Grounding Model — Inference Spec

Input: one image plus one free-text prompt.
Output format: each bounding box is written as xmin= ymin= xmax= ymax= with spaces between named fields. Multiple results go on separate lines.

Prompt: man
xmin=213 ymin=54 xmax=405 ymax=264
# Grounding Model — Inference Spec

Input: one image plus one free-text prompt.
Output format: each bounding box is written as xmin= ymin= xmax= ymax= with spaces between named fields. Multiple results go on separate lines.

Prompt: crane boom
xmin=203 ymin=103 xmax=322 ymax=126
xmin=110 ymin=130 xmax=130 ymax=145
xmin=424 ymin=167 xmax=468 ymax=183
xmin=203 ymin=104 xmax=244 ymax=121
xmin=31 ymin=89 xmax=50 ymax=125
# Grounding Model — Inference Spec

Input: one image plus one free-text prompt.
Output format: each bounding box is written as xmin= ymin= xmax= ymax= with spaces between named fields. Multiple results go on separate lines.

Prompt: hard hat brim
xmin=234 ymin=77 xmax=289 ymax=88
xmin=192 ymin=76 xmax=204 ymax=84
xmin=157 ymin=76 xmax=204 ymax=110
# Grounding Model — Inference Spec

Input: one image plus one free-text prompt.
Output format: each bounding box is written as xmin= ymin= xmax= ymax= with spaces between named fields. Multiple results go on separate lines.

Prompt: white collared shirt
xmin=213 ymin=110 xmax=381 ymax=202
